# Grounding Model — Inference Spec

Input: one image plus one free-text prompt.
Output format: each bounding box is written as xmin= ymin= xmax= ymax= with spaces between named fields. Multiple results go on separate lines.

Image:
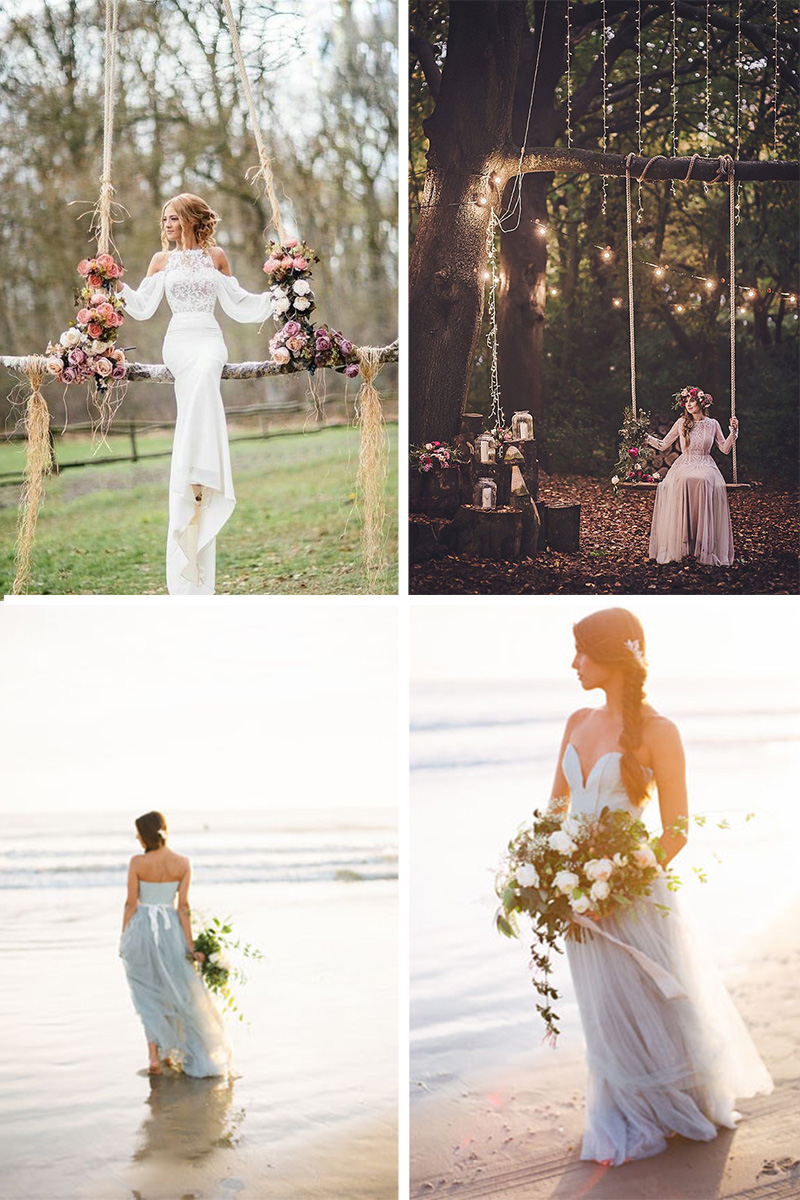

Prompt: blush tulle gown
xmin=562 ymin=743 xmax=772 ymax=1166
xmin=120 ymin=879 xmax=231 ymax=1077
xmin=646 ymin=416 xmax=737 ymax=565
xmin=121 ymin=249 xmax=271 ymax=594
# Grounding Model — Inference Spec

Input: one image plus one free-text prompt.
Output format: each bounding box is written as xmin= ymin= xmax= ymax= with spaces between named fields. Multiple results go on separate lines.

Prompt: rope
xmin=624 ymin=156 xmax=637 ymax=418
xmin=96 ymin=0 xmax=119 ymax=255
xmin=12 ymin=357 xmax=52 ymax=595
xmin=221 ymin=0 xmax=288 ymax=244
xmin=355 ymin=347 xmax=388 ymax=589
xmin=729 ymin=167 xmax=738 ymax=482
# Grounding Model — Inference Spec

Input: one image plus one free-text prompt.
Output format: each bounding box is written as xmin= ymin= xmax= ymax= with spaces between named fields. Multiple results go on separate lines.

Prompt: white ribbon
xmin=572 ymin=914 xmax=688 ymax=1000
xmin=140 ymin=903 xmax=173 ymax=947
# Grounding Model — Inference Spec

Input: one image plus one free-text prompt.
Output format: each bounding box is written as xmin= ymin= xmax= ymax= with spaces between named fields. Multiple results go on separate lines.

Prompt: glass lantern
xmin=473 ymin=476 xmax=497 ymax=511
xmin=474 ymin=430 xmax=497 ymax=465
xmin=512 ymin=411 xmax=534 ymax=440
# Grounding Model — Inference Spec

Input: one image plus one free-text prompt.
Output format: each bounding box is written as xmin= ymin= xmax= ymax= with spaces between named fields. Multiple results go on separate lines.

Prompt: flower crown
xmin=624 ymin=638 xmax=646 ymax=667
xmin=673 ymin=386 xmax=713 ymax=412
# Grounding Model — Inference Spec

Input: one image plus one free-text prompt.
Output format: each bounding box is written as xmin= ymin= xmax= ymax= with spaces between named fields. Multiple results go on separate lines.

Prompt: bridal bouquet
xmin=611 ymin=405 xmax=659 ymax=493
xmin=45 ymin=254 xmax=127 ymax=392
xmin=190 ymin=915 xmax=265 ymax=1023
xmin=496 ymin=806 xmax=673 ymax=1042
xmin=409 ymin=440 xmax=465 ymax=472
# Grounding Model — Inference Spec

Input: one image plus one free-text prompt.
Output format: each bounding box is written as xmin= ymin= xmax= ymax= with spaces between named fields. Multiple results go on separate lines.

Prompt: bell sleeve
xmin=216 ymin=273 xmax=273 ymax=324
xmin=645 ymin=418 xmax=682 ymax=453
xmin=119 ymin=272 xmax=166 ymax=321
xmin=714 ymin=418 xmax=738 ymax=455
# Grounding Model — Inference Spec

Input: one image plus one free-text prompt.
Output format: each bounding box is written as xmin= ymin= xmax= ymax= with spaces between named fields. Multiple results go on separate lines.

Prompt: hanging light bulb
xmin=489 ymin=172 xmax=501 ymax=187
xmin=549 ymin=286 xmax=559 ymax=296
xmin=482 ymin=270 xmax=491 ymax=281
xmin=704 ymin=279 xmax=715 ymax=291
xmin=654 ymin=266 xmax=665 ymax=279
xmin=788 ymin=294 xmax=798 ymax=305
xmin=601 ymin=247 xmax=613 ymax=261
xmin=612 ymin=297 xmax=623 ymax=308
xmin=745 ymin=287 xmax=757 ymax=299
xmin=675 ymin=304 xmax=685 ymax=314
xmin=535 ymin=222 xmax=548 ymax=236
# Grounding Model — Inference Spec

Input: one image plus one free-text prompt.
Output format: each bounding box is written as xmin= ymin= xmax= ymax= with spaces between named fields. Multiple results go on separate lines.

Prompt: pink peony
xmin=316 ymin=336 xmax=332 ymax=353
xmin=77 ymin=260 xmax=92 ymax=276
xmin=285 ymin=237 xmax=299 ymax=248
xmin=77 ymin=308 xmax=92 ymax=324
xmin=689 ymin=387 xmax=698 ymax=395
xmin=281 ymin=256 xmax=294 ymax=269
xmin=344 ymin=364 xmax=359 ymax=378
xmin=95 ymin=357 xmax=113 ymax=377
xmin=88 ymin=323 xmax=103 ymax=339
xmin=292 ymin=257 xmax=308 ymax=270
xmin=263 ymin=257 xmax=281 ymax=273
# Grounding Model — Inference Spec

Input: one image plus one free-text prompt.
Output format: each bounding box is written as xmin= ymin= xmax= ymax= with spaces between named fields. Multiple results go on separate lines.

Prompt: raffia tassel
xmin=13 ymin=357 xmax=52 ymax=595
xmin=355 ymin=347 xmax=388 ymax=590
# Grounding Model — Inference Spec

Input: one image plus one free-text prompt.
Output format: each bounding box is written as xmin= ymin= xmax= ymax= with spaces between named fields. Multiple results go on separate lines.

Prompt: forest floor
xmin=410 ymin=473 xmax=798 ymax=595
xmin=0 ymin=424 xmax=398 ymax=595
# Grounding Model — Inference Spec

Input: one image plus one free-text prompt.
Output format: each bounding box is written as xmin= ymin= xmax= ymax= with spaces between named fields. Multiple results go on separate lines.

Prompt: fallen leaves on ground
xmin=410 ymin=475 xmax=798 ymax=595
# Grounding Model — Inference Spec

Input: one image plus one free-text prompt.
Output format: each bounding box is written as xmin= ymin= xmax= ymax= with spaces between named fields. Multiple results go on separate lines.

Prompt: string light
xmin=703 ymin=0 xmax=711 ymax=194
xmin=549 ymin=286 xmax=559 ymax=296
xmin=675 ymin=304 xmax=685 ymax=313
xmin=534 ymin=220 xmax=548 ymax=236
xmin=773 ymin=0 xmax=779 ymax=151
xmin=704 ymin=279 xmax=715 ymax=291
xmin=745 ymin=288 xmax=757 ymax=299
xmin=735 ymin=0 xmax=742 ymax=223
xmin=601 ymin=0 xmax=608 ymax=216
xmin=636 ymin=0 xmax=643 ymax=222
xmin=475 ymin=195 xmax=488 ymax=207
xmin=601 ymin=246 xmax=613 ymax=261
xmin=565 ymin=0 xmax=572 ymax=148
xmin=485 ymin=208 xmax=505 ymax=430
xmin=612 ymin=297 xmax=623 ymax=307
xmin=671 ymin=0 xmax=677 ymax=196
xmin=654 ymin=265 xmax=665 ymax=278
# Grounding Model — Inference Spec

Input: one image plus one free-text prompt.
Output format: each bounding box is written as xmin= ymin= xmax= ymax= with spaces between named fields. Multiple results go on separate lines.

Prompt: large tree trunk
xmin=409 ymin=1 xmax=525 ymax=445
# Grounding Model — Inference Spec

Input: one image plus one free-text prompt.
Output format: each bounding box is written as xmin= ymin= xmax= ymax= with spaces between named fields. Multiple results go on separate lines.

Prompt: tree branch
xmin=509 ymin=148 xmax=800 ymax=182
xmin=409 ymin=33 xmax=441 ymax=101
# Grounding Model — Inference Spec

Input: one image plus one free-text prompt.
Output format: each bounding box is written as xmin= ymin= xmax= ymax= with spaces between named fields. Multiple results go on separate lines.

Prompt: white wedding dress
xmin=563 ymin=743 xmax=772 ymax=1165
xmin=646 ymin=416 xmax=737 ymax=565
xmin=121 ymin=249 xmax=271 ymax=594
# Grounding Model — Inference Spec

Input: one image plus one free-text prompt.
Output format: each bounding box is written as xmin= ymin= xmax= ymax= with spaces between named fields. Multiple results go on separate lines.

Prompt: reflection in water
xmin=133 ymin=1072 xmax=244 ymax=1164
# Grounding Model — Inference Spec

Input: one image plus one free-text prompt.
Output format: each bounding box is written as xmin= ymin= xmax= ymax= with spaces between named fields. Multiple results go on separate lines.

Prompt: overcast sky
xmin=1 ymin=601 xmax=398 ymax=814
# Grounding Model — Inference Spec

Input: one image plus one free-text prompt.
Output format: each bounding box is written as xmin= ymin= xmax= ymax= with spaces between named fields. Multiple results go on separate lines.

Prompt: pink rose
xmin=90 ymin=291 xmax=107 ymax=307
xmin=344 ymin=364 xmax=359 ymax=378
xmin=263 ymin=257 xmax=281 ymax=273
xmin=96 ymin=253 xmax=115 ymax=271
xmin=292 ymin=257 xmax=308 ymax=270
xmin=339 ymin=338 xmax=353 ymax=356
xmin=77 ymin=260 xmax=92 ymax=276
xmin=88 ymin=323 xmax=103 ymax=339
xmin=97 ymin=303 xmax=115 ymax=321
xmin=284 ymin=320 xmax=301 ymax=336
xmin=285 ymin=237 xmax=299 ymax=248
xmin=689 ymin=387 xmax=698 ymax=395
xmin=109 ymin=310 xmax=124 ymax=327
xmin=95 ymin=357 xmax=113 ymax=377
xmin=67 ymin=348 xmax=86 ymax=366
xmin=316 ymin=338 xmax=332 ymax=354
xmin=272 ymin=346 xmax=291 ymax=365
xmin=628 ymin=447 xmax=638 ymax=457
xmin=77 ymin=308 xmax=92 ymax=324
xmin=111 ymin=364 xmax=126 ymax=379
xmin=281 ymin=256 xmax=293 ymax=268
xmin=286 ymin=336 xmax=304 ymax=353
xmin=61 ymin=367 xmax=78 ymax=383
xmin=88 ymin=274 xmax=103 ymax=289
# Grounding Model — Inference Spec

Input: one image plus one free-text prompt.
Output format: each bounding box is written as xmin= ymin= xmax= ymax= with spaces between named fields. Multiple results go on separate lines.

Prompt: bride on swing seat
xmin=646 ymin=388 xmax=738 ymax=566
xmin=119 ymin=192 xmax=272 ymax=595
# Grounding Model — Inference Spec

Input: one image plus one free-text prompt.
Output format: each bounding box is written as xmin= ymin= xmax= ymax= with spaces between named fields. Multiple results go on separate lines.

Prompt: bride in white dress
xmin=550 ymin=607 xmax=772 ymax=1166
xmin=120 ymin=193 xmax=272 ymax=595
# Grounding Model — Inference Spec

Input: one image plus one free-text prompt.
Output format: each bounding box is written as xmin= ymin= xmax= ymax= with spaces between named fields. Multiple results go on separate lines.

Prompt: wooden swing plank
xmin=618 ymin=481 xmax=752 ymax=491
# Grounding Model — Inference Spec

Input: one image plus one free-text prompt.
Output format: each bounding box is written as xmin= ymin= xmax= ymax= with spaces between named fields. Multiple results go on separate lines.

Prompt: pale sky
xmin=1 ymin=601 xmax=398 ymax=814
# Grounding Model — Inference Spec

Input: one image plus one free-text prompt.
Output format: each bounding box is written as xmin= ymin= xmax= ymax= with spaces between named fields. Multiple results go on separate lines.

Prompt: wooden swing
xmin=618 ymin=153 xmax=750 ymax=495
xmin=1 ymin=0 xmax=397 ymax=594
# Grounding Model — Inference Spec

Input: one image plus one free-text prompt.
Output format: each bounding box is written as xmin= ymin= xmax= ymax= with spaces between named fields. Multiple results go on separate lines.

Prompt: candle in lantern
xmin=512 ymin=411 xmax=534 ymax=441
xmin=474 ymin=476 xmax=497 ymax=511
xmin=475 ymin=431 xmax=497 ymax=465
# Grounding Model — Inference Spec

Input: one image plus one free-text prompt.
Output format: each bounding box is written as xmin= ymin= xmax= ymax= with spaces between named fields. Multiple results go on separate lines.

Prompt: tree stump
xmin=460 ymin=412 xmax=485 ymax=442
xmin=408 ymin=465 xmax=462 ymax=518
xmin=444 ymin=505 xmax=523 ymax=560
xmin=472 ymin=461 xmax=512 ymax=507
xmin=542 ymin=502 xmax=580 ymax=552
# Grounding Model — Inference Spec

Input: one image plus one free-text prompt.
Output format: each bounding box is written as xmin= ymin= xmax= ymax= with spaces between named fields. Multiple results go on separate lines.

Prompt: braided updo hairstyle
xmin=573 ymin=607 xmax=652 ymax=807
xmin=135 ymin=810 xmax=168 ymax=852
xmin=160 ymin=193 xmax=219 ymax=251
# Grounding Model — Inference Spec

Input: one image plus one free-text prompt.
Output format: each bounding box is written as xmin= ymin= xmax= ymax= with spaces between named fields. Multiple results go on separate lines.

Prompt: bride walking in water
xmin=549 ymin=607 xmax=771 ymax=1165
xmin=120 ymin=193 xmax=272 ymax=595
xmin=646 ymin=387 xmax=739 ymax=565
xmin=120 ymin=811 xmax=230 ymax=1077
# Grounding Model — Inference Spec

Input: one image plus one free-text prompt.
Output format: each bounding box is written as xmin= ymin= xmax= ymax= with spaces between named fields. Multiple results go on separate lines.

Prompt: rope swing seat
xmin=2 ymin=0 xmax=397 ymax=594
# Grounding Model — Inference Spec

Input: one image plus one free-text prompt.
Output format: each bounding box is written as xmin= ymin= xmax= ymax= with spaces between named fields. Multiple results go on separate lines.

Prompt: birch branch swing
xmin=3 ymin=0 xmax=397 ymax=595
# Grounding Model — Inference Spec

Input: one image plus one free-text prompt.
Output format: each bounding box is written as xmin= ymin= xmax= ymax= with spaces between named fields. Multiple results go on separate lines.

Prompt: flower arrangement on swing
xmin=44 ymin=253 xmax=128 ymax=392
xmin=610 ymin=406 xmax=661 ymax=494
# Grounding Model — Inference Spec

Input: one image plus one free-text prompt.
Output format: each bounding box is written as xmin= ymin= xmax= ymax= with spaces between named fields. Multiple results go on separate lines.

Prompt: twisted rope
xmin=728 ymin=166 xmax=738 ymax=482
xmin=95 ymin=0 xmax=119 ymax=254
xmin=221 ymin=0 xmax=288 ymax=244
xmin=624 ymin=155 xmax=637 ymax=418
xmin=12 ymin=358 xmax=52 ymax=595
xmin=355 ymin=347 xmax=388 ymax=589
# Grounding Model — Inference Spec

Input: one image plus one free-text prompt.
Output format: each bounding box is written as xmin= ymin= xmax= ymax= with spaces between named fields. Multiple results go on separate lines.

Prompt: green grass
xmin=0 ymin=424 xmax=398 ymax=595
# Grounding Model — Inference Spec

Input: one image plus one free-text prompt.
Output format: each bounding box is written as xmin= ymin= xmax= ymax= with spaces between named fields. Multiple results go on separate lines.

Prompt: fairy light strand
xmin=636 ymin=0 xmax=643 ymax=222
xmin=565 ymin=0 xmax=572 ymax=148
xmin=485 ymin=208 xmax=505 ymax=430
xmin=671 ymin=0 xmax=677 ymax=196
xmin=703 ymin=0 xmax=711 ymax=194
xmin=773 ymin=0 xmax=779 ymax=151
xmin=498 ymin=0 xmax=548 ymax=233
xmin=601 ymin=0 xmax=608 ymax=217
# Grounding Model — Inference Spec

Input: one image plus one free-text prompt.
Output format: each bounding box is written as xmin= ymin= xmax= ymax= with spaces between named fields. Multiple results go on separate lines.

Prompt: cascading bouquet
xmin=496 ymin=805 xmax=675 ymax=1043
xmin=263 ymin=238 xmax=359 ymax=378
xmin=673 ymin=385 xmax=713 ymax=413
xmin=611 ymin=405 xmax=660 ymax=493
xmin=45 ymin=254 xmax=127 ymax=392
xmin=189 ymin=915 xmax=265 ymax=1023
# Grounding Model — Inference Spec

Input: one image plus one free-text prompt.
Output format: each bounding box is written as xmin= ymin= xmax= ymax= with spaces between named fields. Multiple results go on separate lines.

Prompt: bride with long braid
xmin=549 ymin=607 xmax=771 ymax=1166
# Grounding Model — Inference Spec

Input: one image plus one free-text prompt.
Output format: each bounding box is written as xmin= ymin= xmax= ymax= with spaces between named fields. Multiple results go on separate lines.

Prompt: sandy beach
xmin=0 ymin=816 xmax=398 ymax=1200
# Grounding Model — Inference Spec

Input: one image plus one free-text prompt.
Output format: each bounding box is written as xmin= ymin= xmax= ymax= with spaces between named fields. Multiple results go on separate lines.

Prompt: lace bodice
xmin=647 ymin=416 xmax=736 ymax=460
xmin=563 ymin=743 xmax=650 ymax=819
xmin=165 ymin=249 xmax=220 ymax=313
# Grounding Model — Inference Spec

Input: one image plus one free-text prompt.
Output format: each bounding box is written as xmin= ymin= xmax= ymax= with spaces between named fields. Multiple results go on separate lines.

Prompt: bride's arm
xmin=177 ymin=861 xmax=203 ymax=960
xmin=118 ymin=252 xmax=167 ymax=320
xmin=645 ymin=418 xmax=682 ymax=453
xmin=121 ymin=858 xmax=139 ymax=932
xmin=714 ymin=417 xmax=739 ymax=454
xmin=647 ymin=716 xmax=689 ymax=865
xmin=213 ymin=247 xmax=272 ymax=323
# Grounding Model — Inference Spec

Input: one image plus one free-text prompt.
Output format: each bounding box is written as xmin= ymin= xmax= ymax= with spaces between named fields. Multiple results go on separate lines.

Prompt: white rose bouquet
xmin=496 ymin=806 xmax=676 ymax=1042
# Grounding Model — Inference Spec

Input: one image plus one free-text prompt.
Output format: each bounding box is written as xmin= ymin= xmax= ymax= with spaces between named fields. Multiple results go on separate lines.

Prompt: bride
xmin=549 ymin=607 xmax=771 ymax=1166
xmin=120 ymin=811 xmax=231 ymax=1077
xmin=645 ymin=387 xmax=739 ymax=565
xmin=120 ymin=193 xmax=272 ymax=595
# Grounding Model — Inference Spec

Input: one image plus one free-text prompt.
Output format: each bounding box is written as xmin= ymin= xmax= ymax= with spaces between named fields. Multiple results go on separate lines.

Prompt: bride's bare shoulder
xmin=146 ymin=250 xmax=169 ymax=275
xmin=208 ymin=245 xmax=232 ymax=275
xmin=642 ymin=708 xmax=682 ymax=752
xmin=565 ymin=706 xmax=593 ymax=734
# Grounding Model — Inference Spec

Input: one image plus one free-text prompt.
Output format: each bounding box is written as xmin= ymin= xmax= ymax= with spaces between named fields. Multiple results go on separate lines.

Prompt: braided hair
xmin=573 ymin=608 xmax=652 ymax=807
xmin=160 ymin=193 xmax=220 ymax=251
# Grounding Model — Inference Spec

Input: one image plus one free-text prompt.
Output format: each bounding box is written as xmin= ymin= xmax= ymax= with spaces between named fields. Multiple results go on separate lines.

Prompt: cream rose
xmin=548 ymin=830 xmax=576 ymax=856
xmin=516 ymin=863 xmax=539 ymax=889
xmin=59 ymin=328 xmax=81 ymax=348
xmin=584 ymin=857 xmax=614 ymax=882
xmin=569 ymin=893 xmax=591 ymax=914
xmin=293 ymin=296 xmax=311 ymax=311
xmin=589 ymin=879 xmax=610 ymax=902
xmin=292 ymin=279 xmax=311 ymax=295
xmin=271 ymin=346 xmax=291 ymax=365
xmin=633 ymin=844 xmax=658 ymax=869
xmin=554 ymin=870 xmax=579 ymax=895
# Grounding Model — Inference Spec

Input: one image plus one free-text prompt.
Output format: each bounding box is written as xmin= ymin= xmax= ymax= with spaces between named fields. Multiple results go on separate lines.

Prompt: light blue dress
xmin=563 ymin=744 xmax=772 ymax=1165
xmin=120 ymin=880 xmax=231 ymax=1077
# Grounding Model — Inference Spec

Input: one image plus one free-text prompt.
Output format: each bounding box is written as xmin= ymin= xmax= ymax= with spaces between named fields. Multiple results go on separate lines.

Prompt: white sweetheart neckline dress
xmin=120 ymin=249 xmax=271 ymax=595
xmin=562 ymin=743 xmax=772 ymax=1165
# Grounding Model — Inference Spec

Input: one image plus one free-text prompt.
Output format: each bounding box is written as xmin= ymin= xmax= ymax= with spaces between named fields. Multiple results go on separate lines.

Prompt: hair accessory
xmin=672 ymin=385 xmax=713 ymax=412
xmin=624 ymin=638 xmax=645 ymax=666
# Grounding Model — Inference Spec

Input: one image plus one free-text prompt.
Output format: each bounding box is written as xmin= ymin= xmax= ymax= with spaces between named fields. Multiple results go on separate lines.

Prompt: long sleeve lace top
xmin=646 ymin=416 xmax=738 ymax=461
xmin=120 ymin=248 xmax=271 ymax=324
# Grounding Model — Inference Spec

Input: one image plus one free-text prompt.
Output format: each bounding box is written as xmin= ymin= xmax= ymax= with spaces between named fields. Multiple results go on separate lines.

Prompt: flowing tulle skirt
xmin=121 ymin=904 xmax=231 ymax=1078
xmin=648 ymin=455 xmax=734 ymax=565
xmin=161 ymin=313 xmax=235 ymax=595
xmin=566 ymin=880 xmax=772 ymax=1165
